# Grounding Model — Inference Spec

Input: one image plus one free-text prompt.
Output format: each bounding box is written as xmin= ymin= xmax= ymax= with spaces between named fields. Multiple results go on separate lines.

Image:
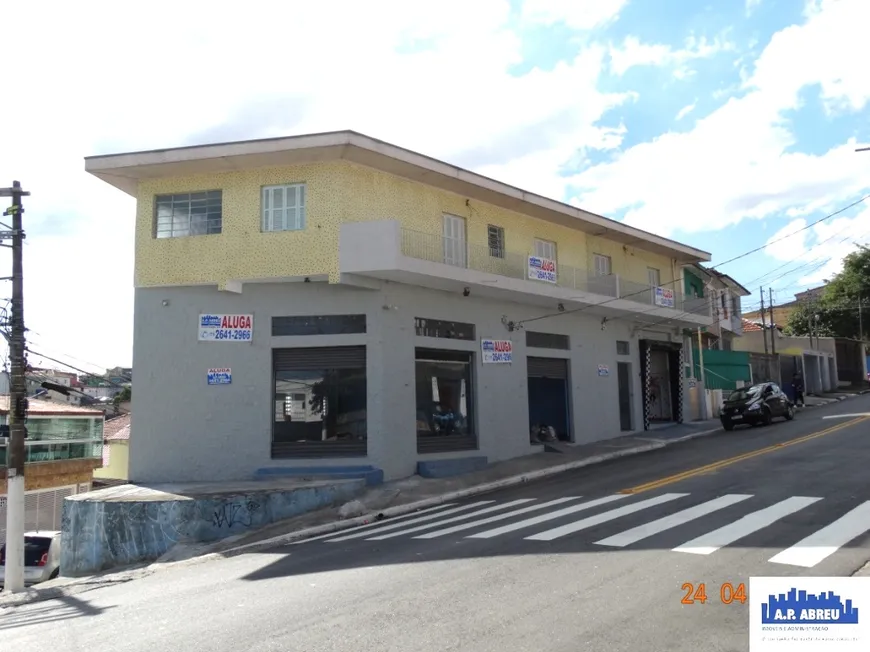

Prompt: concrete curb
xmin=217 ymin=425 xmax=725 ymax=557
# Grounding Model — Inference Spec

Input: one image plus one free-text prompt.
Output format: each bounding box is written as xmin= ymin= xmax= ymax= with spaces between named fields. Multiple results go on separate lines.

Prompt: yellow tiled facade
xmin=135 ymin=161 xmax=678 ymax=289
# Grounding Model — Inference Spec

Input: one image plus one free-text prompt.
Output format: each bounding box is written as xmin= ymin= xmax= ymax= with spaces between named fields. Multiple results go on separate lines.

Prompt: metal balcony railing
xmin=400 ymin=228 xmax=696 ymax=312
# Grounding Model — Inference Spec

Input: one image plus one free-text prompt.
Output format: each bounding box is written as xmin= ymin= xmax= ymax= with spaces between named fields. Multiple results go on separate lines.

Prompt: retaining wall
xmin=60 ymin=479 xmax=365 ymax=576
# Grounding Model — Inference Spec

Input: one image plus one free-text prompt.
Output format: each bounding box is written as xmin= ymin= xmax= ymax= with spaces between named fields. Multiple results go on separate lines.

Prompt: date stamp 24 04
xmin=682 ymin=582 xmax=748 ymax=605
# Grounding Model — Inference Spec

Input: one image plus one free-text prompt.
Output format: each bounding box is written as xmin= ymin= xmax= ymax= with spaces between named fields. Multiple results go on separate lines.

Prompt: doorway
xmin=648 ymin=349 xmax=672 ymax=421
xmin=527 ymin=357 xmax=571 ymax=442
xmin=442 ymin=214 xmax=467 ymax=268
xmin=617 ymin=362 xmax=633 ymax=431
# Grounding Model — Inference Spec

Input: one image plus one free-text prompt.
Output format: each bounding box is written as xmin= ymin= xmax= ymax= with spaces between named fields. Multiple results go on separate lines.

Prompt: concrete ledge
xmin=253 ymin=465 xmax=384 ymax=486
xmin=60 ymin=478 xmax=366 ymax=577
xmin=417 ymin=456 xmax=489 ymax=478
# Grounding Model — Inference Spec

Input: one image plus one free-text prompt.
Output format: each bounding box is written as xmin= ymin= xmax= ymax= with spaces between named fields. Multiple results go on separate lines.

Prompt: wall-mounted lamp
xmin=600 ymin=317 xmax=608 ymax=331
xmin=161 ymin=299 xmax=170 ymax=307
xmin=304 ymin=277 xmax=311 ymax=283
xmin=462 ymin=287 xmax=470 ymax=297
xmin=557 ymin=303 xmax=565 ymax=312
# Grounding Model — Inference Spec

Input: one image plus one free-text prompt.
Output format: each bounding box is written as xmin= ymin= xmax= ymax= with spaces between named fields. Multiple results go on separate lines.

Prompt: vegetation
xmin=784 ymin=246 xmax=870 ymax=343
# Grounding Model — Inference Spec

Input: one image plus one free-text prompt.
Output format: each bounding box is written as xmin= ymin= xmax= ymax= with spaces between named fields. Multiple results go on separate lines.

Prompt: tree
xmin=783 ymin=246 xmax=870 ymax=340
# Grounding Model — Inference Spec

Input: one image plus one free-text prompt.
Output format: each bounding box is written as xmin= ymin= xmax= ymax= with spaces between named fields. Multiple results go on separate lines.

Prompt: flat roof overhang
xmin=85 ymin=130 xmax=712 ymax=263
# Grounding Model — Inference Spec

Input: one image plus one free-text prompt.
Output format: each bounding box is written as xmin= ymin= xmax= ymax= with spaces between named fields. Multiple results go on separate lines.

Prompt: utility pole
xmin=1 ymin=181 xmax=29 ymax=594
xmin=759 ymin=288 xmax=769 ymax=380
xmin=696 ymin=326 xmax=707 ymax=420
xmin=768 ymin=288 xmax=777 ymax=356
xmin=859 ymin=292 xmax=864 ymax=341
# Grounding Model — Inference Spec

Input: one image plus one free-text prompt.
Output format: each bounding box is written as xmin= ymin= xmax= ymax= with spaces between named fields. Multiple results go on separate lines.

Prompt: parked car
xmin=0 ymin=531 xmax=62 ymax=587
xmin=720 ymin=382 xmax=795 ymax=431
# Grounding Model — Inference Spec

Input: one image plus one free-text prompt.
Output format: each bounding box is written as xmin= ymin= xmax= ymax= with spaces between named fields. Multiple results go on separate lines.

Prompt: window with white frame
xmin=262 ymin=183 xmax=306 ymax=232
xmin=534 ymin=238 xmax=557 ymax=261
xmin=593 ymin=253 xmax=612 ymax=276
xmin=154 ymin=191 xmax=222 ymax=239
xmin=647 ymin=267 xmax=661 ymax=288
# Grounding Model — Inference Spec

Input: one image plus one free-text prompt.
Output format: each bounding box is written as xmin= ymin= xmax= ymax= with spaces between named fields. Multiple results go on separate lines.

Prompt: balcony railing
xmin=401 ymin=228 xmax=698 ymax=313
xmin=0 ymin=439 xmax=103 ymax=465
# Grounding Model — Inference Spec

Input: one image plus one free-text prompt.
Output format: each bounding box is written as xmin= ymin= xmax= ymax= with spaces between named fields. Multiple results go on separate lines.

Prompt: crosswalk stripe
xmin=768 ymin=500 xmax=870 ymax=568
xmin=466 ymin=494 xmax=628 ymax=539
xmin=325 ymin=501 xmax=496 ymax=542
xmin=525 ymin=493 xmax=689 ymax=541
xmin=413 ymin=497 xmax=584 ymax=539
xmin=294 ymin=503 xmax=459 ymax=544
xmin=594 ymin=494 xmax=754 ymax=548
xmin=673 ymin=496 xmax=822 ymax=555
xmin=365 ymin=499 xmax=536 ymax=540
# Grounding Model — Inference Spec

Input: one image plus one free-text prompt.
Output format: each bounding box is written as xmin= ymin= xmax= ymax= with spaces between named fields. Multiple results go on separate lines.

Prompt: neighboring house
xmin=93 ymin=413 xmax=130 ymax=482
xmin=682 ymin=265 xmax=753 ymax=418
xmin=27 ymin=368 xmax=83 ymax=405
xmin=86 ymin=129 xmax=715 ymax=484
xmin=0 ymin=398 xmax=105 ymax=543
xmin=743 ymin=283 xmax=828 ymax=326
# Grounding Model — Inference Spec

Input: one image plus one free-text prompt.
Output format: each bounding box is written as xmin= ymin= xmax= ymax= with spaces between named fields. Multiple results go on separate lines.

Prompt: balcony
xmin=339 ymin=221 xmax=713 ymax=327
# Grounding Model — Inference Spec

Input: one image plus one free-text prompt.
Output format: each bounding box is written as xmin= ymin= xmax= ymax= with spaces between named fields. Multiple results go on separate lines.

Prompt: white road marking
xmin=524 ymin=493 xmax=689 ymax=541
xmin=594 ymin=494 xmax=754 ymax=548
xmin=413 ymin=497 xmax=584 ymax=539
xmin=467 ymin=495 xmax=629 ymax=539
xmin=822 ymin=413 xmax=870 ymax=419
xmin=325 ymin=501 xmax=496 ymax=542
xmin=769 ymin=500 xmax=870 ymax=568
xmin=294 ymin=503 xmax=459 ymax=543
xmin=673 ymin=496 xmax=822 ymax=555
xmin=365 ymin=499 xmax=536 ymax=540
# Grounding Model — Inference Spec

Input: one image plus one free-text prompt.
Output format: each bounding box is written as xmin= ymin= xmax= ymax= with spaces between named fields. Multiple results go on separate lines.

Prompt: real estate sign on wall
xmin=198 ymin=314 xmax=254 ymax=342
xmin=481 ymin=339 xmax=513 ymax=364
xmin=207 ymin=368 xmax=232 ymax=385
xmin=654 ymin=287 xmax=675 ymax=308
xmin=527 ymin=256 xmax=557 ymax=283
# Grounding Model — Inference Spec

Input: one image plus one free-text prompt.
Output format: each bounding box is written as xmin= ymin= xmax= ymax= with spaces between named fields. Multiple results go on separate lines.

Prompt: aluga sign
xmin=199 ymin=314 xmax=254 ymax=342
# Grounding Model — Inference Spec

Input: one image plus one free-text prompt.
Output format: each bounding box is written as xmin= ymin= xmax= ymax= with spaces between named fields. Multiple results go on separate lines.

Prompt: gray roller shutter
xmin=273 ymin=346 xmax=366 ymax=371
xmin=527 ymin=357 xmax=568 ymax=379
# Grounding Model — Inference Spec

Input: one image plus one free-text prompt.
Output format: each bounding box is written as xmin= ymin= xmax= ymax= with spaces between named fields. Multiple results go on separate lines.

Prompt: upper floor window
xmin=593 ymin=253 xmax=611 ymax=276
xmin=534 ymin=238 xmax=556 ymax=261
xmin=262 ymin=183 xmax=306 ymax=232
xmin=647 ymin=267 xmax=661 ymax=288
xmin=154 ymin=191 xmax=222 ymax=239
xmin=488 ymin=225 xmax=505 ymax=259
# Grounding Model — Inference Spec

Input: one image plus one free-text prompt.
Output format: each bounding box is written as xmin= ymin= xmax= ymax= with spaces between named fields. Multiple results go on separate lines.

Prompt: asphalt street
xmin=4 ymin=395 xmax=870 ymax=652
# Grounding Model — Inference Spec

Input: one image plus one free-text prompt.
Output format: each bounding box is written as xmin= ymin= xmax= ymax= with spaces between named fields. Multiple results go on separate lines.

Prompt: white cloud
xmin=762 ymin=203 xmax=870 ymax=289
xmin=0 ymin=0 xmax=631 ymax=369
xmin=675 ymin=101 xmax=697 ymax=121
xmin=520 ymin=0 xmax=629 ymax=30
xmin=569 ymin=0 xmax=870 ymax=239
xmin=608 ymin=35 xmax=734 ymax=76
xmin=746 ymin=0 xmax=763 ymax=16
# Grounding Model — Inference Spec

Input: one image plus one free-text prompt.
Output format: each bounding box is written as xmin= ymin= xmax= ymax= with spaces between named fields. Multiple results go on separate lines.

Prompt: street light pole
xmin=1 ymin=181 xmax=29 ymax=594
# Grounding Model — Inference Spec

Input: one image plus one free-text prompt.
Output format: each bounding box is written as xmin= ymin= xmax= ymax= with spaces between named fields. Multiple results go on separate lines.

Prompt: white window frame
xmin=593 ymin=253 xmax=611 ymax=276
xmin=534 ymin=238 xmax=557 ymax=261
xmin=262 ymin=183 xmax=306 ymax=232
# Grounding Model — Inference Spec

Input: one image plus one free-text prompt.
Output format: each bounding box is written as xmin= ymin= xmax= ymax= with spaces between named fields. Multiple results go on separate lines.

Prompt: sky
xmin=1 ymin=0 xmax=869 ymax=373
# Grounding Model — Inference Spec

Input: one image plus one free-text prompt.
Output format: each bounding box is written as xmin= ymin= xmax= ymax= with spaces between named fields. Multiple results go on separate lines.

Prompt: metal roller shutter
xmin=527 ymin=357 xmax=568 ymax=379
xmin=273 ymin=346 xmax=366 ymax=371
xmin=417 ymin=434 xmax=478 ymax=455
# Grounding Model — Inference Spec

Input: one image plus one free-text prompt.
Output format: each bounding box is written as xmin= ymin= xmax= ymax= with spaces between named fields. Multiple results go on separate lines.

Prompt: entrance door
xmin=617 ymin=362 xmax=633 ymax=431
xmin=442 ymin=214 xmax=467 ymax=268
xmin=527 ymin=357 xmax=571 ymax=442
xmin=648 ymin=349 xmax=673 ymax=421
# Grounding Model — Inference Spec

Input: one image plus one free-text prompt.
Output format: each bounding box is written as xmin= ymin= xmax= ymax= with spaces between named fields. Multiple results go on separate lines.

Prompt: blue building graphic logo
xmin=761 ymin=587 xmax=859 ymax=625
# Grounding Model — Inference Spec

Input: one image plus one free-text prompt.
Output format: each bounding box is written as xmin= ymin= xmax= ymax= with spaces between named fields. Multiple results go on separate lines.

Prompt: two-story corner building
xmin=0 ymin=398 xmax=104 ymax=543
xmin=85 ymin=130 xmax=714 ymax=484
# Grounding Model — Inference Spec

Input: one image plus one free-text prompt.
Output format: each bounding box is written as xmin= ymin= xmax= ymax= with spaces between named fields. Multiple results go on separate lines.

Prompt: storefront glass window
xmin=272 ymin=351 xmax=368 ymax=456
xmin=415 ymin=348 xmax=476 ymax=452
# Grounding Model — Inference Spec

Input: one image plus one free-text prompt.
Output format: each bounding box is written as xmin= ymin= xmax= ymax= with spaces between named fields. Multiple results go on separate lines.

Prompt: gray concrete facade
xmin=131 ymin=280 xmax=684 ymax=483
